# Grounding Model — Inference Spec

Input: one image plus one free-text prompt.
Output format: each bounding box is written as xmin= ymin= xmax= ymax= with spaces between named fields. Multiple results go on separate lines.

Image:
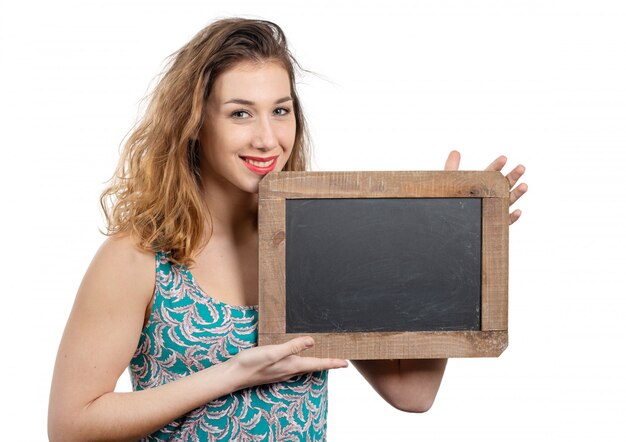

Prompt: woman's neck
xmin=201 ymin=181 xmax=259 ymax=240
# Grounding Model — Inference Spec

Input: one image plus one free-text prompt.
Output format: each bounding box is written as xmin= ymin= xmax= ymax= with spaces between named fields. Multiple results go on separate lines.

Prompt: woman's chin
xmin=237 ymin=176 xmax=262 ymax=195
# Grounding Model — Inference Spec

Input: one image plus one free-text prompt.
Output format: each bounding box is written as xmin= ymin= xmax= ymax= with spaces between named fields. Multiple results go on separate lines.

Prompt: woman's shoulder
xmin=97 ymin=233 xmax=156 ymax=268
xmin=85 ymin=233 xmax=156 ymax=305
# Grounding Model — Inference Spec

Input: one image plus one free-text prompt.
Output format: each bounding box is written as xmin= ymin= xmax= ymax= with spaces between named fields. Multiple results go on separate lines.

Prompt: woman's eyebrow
xmin=223 ymin=96 xmax=292 ymax=106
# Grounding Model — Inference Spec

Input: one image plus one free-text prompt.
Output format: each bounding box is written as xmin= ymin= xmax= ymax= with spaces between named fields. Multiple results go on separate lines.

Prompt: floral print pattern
xmin=129 ymin=251 xmax=328 ymax=441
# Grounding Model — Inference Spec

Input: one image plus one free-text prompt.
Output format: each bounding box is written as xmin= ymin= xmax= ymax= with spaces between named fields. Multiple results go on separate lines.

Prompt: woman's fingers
xmin=444 ymin=150 xmax=461 ymax=171
xmin=484 ymin=155 xmax=508 ymax=172
xmin=505 ymin=164 xmax=526 ymax=188
xmin=510 ymin=209 xmax=522 ymax=225
xmin=280 ymin=336 xmax=315 ymax=358
xmin=278 ymin=337 xmax=348 ymax=370
xmin=483 ymin=156 xmax=527 ymax=225
xmin=285 ymin=356 xmax=349 ymax=377
xmin=484 ymin=156 xmax=525 ymax=189
xmin=509 ymin=182 xmax=528 ymax=206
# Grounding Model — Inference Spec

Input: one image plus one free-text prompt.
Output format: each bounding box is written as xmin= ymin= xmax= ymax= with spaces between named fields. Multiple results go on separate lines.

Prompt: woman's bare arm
xmin=48 ymin=235 xmax=347 ymax=442
xmin=351 ymin=359 xmax=447 ymax=413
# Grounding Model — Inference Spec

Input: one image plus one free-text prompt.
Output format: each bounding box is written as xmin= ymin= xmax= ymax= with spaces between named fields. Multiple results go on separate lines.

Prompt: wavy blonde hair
xmin=100 ymin=18 xmax=311 ymax=266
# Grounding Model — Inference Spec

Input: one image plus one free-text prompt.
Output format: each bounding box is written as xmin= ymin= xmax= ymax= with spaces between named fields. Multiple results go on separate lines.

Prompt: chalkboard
xmin=285 ymin=198 xmax=482 ymax=332
xmin=258 ymin=171 xmax=509 ymax=359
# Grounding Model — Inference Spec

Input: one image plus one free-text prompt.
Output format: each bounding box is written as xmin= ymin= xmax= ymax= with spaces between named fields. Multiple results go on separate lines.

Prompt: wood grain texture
xmin=482 ymin=197 xmax=509 ymax=331
xmin=258 ymin=197 xmax=286 ymax=334
xmin=258 ymin=171 xmax=509 ymax=359
xmin=260 ymin=171 xmax=509 ymax=199
xmin=261 ymin=331 xmax=508 ymax=359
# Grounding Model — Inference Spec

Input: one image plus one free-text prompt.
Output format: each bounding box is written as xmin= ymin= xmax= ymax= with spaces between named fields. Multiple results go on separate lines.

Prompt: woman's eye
xmin=274 ymin=107 xmax=291 ymax=116
xmin=231 ymin=110 xmax=250 ymax=119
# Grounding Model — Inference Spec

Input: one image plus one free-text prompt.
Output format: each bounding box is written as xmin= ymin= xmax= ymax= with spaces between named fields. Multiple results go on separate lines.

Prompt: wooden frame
xmin=258 ymin=171 xmax=509 ymax=359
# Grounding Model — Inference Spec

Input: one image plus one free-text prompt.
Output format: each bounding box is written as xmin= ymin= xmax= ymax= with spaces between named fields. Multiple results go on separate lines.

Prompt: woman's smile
xmin=239 ymin=155 xmax=280 ymax=175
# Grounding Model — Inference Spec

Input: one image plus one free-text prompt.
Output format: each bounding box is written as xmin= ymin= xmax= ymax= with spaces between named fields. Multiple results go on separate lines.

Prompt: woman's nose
xmin=251 ymin=117 xmax=279 ymax=150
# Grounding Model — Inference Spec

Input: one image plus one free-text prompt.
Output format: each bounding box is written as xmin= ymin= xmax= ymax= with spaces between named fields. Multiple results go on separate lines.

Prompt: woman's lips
xmin=240 ymin=155 xmax=279 ymax=175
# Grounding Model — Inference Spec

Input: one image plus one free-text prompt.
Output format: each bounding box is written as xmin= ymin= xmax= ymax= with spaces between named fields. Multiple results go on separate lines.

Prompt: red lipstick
xmin=240 ymin=155 xmax=279 ymax=175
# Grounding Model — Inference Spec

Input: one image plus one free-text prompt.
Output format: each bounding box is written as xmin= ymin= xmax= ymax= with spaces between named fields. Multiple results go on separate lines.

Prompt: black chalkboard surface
xmin=285 ymin=198 xmax=482 ymax=333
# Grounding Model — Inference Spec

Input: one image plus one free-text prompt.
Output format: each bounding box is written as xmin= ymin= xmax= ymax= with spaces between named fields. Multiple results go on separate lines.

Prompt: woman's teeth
xmin=244 ymin=158 xmax=274 ymax=167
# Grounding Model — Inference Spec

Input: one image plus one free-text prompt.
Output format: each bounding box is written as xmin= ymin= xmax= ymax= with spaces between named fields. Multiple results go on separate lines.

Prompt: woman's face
xmin=199 ymin=60 xmax=296 ymax=195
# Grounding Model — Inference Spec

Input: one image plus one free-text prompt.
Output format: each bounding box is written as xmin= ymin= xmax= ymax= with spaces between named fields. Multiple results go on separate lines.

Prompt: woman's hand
xmin=444 ymin=150 xmax=528 ymax=225
xmin=229 ymin=336 xmax=348 ymax=391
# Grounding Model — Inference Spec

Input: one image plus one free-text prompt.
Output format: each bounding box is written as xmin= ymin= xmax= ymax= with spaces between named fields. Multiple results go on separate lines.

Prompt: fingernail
xmin=304 ymin=338 xmax=314 ymax=348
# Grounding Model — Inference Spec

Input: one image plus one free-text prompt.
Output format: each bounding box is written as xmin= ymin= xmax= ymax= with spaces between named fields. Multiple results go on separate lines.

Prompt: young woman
xmin=48 ymin=17 xmax=527 ymax=441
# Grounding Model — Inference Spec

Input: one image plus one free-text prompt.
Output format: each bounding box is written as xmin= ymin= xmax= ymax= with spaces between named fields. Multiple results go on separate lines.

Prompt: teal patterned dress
xmin=129 ymin=251 xmax=328 ymax=441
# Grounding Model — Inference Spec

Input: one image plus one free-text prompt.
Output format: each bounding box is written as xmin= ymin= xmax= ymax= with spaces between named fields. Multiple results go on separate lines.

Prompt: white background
xmin=1 ymin=0 xmax=625 ymax=440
